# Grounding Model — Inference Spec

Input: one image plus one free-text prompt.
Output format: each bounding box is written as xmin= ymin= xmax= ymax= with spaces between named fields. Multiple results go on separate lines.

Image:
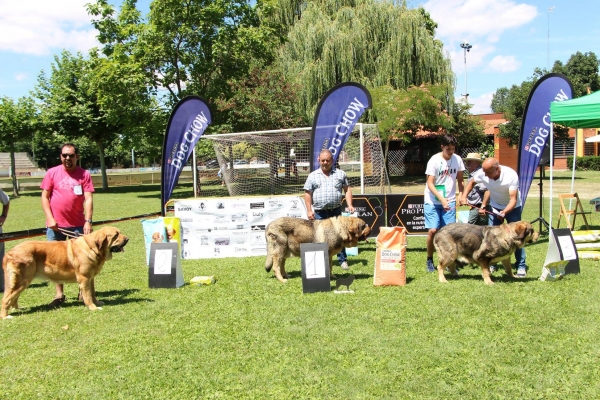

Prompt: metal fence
xmin=387 ymin=146 xmax=488 ymax=177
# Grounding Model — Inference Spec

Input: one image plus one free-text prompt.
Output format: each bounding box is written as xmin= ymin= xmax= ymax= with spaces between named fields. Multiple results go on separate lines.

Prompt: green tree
xmin=448 ymin=101 xmax=487 ymax=148
xmin=493 ymin=63 xmax=583 ymax=146
xmin=490 ymin=87 xmax=509 ymax=113
xmin=0 ymin=96 xmax=38 ymax=196
xmin=88 ymin=0 xmax=281 ymax=105
xmin=213 ymin=65 xmax=308 ymax=133
xmin=36 ymin=51 xmax=124 ymax=189
xmin=276 ymin=0 xmax=454 ymax=120
xmin=552 ymin=51 xmax=600 ymax=97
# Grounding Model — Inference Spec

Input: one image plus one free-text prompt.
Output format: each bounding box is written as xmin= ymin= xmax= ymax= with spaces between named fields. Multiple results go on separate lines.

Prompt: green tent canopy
xmin=550 ymin=90 xmax=600 ymax=128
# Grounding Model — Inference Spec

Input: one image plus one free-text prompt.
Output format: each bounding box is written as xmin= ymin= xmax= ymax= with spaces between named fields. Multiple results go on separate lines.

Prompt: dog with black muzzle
xmin=433 ymin=221 xmax=539 ymax=285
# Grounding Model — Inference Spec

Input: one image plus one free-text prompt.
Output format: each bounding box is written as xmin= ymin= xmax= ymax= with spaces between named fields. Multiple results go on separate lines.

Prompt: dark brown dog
xmin=2 ymin=226 xmax=129 ymax=319
xmin=265 ymin=216 xmax=371 ymax=283
xmin=433 ymin=221 xmax=539 ymax=285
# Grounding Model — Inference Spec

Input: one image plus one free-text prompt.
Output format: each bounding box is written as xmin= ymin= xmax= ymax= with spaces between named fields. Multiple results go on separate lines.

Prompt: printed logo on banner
xmin=200 ymin=236 xmax=209 ymax=245
xmin=355 ymin=206 xmax=373 ymax=217
xmin=290 ymin=200 xmax=300 ymax=209
xmin=216 ymin=202 xmax=225 ymax=209
xmin=269 ymin=212 xmax=284 ymax=219
xmin=177 ymin=204 xmax=193 ymax=212
xmin=251 ymin=247 xmax=267 ymax=254
xmin=231 ymin=203 xmax=247 ymax=209
xmin=198 ymin=202 xmax=207 ymax=212
xmin=268 ymin=200 xmax=284 ymax=208
xmin=250 ymin=202 xmax=265 ymax=209
xmin=251 ymin=225 xmax=266 ymax=231
xmin=287 ymin=212 xmax=303 ymax=218
xmin=252 ymin=233 xmax=266 ymax=243
xmin=231 ymin=213 xmax=248 ymax=222
xmin=213 ymin=226 xmax=228 ymax=230
xmin=180 ymin=218 xmax=193 ymax=223
xmin=195 ymin=228 xmax=212 ymax=233
xmin=215 ymin=237 xmax=230 ymax=245
xmin=215 ymin=215 xmax=227 ymax=222
xmin=235 ymin=247 xmax=248 ymax=252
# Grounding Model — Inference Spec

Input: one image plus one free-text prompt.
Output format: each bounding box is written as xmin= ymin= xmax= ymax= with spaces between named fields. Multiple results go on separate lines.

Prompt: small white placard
xmin=305 ymin=250 xmax=326 ymax=279
xmin=154 ymin=248 xmax=173 ymax=274
xmin=557 ymin=236 xmax=576 ymax=260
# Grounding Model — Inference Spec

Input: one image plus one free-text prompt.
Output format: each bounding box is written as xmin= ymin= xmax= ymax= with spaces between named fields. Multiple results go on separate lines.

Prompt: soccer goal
xmin=202 ymin=123 xmax=391 ymax=197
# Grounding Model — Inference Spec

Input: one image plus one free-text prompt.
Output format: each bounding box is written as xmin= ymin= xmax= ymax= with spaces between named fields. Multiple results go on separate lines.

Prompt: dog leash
xmin=57 ymin=227 xmax=81 ymax=239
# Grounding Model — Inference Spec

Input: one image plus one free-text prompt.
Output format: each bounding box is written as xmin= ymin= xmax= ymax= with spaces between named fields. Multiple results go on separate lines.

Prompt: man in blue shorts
xmin=424 ymin=134 xmax=465 ymax=272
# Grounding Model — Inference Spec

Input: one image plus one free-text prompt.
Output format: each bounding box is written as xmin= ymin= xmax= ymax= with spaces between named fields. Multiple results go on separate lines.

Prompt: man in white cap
xmin=462 ymin=152 xmax=489 ymax=226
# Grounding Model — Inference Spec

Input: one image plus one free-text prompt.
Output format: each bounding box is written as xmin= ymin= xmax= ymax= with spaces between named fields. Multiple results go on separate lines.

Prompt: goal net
xmin=202 ymin=123 xmax=390 ymax=197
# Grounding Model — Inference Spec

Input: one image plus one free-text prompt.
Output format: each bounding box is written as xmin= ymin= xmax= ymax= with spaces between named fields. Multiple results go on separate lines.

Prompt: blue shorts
xmin=424 ymin=202 xmax=456 ymax=229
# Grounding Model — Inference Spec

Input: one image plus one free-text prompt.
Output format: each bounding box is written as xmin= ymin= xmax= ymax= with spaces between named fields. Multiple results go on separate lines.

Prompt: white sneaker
xmin=340 ymin=261 xmax=350 ymax=270
xmin=517 ymin=267 xmax=527 ymax=277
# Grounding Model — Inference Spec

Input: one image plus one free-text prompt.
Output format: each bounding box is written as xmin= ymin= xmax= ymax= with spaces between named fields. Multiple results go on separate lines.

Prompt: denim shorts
xmin=424 ymin=202 xmax=456 ymax=229
xmin=46 ymin=226 xmax=84 ymax=241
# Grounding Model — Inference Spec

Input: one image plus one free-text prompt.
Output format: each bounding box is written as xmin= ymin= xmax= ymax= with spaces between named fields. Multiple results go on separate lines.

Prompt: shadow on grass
xmin=7 ymin=288 xmax=145 ymax=317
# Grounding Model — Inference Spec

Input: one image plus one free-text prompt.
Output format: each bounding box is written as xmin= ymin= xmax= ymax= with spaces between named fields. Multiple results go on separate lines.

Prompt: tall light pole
xmin=547 ymin=6 xmax=555 ymax=69
xmin=460 ymin=40 xmax=472 ymax=101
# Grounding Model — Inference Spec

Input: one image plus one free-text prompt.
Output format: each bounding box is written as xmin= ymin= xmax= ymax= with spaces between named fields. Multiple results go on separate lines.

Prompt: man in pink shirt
xmin=41 ymin=143 xmax=95 ymax=307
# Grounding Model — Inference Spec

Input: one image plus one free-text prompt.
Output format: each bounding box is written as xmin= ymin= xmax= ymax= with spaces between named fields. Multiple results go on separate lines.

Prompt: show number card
xmin=149 ymin=242 xmax=184 ymax=288
xmin=300 ymin=243 xmax=331 ymax=293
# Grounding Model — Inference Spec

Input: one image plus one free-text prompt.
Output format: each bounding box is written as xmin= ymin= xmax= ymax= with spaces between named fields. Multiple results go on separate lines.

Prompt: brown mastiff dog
xmin=2 ymin=226 xmax=129 ymax=319
xmin=433 ymin=221 xmax=539 ymax=285
xmin=265 ymin=216 xmax=371 ymax=283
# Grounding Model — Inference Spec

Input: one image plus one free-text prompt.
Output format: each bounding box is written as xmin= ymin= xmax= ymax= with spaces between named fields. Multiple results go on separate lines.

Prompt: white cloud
xmin=423 ymin=0 xmax=538 ymax=43
xmin=14 ymin=72 xmax=28 ymax=82
xmin=487 ymin=55 xmax=521 ymax=72
xmin=0 ymin=0 xmax=99 ymax=55
xmin=470 ymin=92 xmax=494 ymax=114
xmin=456 ymin=92 xmax=494 ymax=114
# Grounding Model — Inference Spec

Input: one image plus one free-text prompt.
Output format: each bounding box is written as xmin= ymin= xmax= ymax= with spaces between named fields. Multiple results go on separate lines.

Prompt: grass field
xmin=1 ymin=172 xmax=600 ymax=399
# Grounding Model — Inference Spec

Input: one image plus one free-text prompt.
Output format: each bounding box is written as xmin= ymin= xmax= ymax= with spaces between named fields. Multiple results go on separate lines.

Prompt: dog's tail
xmin=265 ymin=254 xmax=273 ymax=272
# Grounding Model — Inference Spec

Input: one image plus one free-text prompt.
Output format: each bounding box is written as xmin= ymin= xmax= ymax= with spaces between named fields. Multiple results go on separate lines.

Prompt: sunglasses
xmin=61 ymin=153 xmax=77 ymax=159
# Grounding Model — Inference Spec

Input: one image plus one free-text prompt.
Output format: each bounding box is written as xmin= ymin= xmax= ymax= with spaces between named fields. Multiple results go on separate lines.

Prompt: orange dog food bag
xmin=374 ymin=226 xmax=407 ymax=286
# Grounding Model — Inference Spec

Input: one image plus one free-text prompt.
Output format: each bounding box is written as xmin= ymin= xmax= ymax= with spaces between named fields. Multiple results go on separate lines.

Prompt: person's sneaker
xmin=517 ymin=267 xmax=527 ymax=277
xmin=340 ymin=261 xmax=350 ymax=270
xmin=489 ymin=264 xmax=496 ymax=274
xmin=445 ymin=267 xmax=459 ymax=276
xmin=426 ymin=258 xmax=436 ymax=272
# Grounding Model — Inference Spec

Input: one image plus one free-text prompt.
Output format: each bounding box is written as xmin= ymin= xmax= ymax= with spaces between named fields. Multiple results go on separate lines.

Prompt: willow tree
xmin=274 ymin=0 xmax=455 ymax=120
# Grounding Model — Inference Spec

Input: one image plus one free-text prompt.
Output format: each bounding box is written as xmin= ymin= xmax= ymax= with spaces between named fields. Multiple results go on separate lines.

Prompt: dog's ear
xmin=514 ymin=222 xmax=527 ymax=239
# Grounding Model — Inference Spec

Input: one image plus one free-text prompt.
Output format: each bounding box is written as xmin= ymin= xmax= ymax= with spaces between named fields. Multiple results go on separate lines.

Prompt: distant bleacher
xmin=0 ymin=152 xmax=39 ymax=173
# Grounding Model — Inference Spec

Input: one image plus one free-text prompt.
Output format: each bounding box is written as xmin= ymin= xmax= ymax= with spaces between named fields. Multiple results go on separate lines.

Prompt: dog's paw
xmin=3 ymin=315 xmax=14 ymax=319
xmin=95 ymin=301 xmax=105 ymax=306
xmin=484 ymin=280 xmax=495 ymax=285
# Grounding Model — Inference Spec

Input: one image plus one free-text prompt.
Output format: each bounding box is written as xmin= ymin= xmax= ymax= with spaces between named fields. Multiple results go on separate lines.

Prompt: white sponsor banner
xmin=175 ymin=196 xmax=307 ymax=259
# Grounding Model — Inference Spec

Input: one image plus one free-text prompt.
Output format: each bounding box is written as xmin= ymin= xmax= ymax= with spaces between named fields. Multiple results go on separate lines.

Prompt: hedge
xmin=567 ymin=156 xmax=600 ymax=170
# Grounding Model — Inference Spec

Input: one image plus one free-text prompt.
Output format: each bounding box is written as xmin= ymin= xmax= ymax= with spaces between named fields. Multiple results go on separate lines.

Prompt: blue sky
xmin=1 ymin=0 xmax=599 ymax=114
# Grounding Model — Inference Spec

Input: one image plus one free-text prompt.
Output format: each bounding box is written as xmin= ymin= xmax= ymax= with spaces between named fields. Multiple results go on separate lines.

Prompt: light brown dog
xmin=433 ymin=221 xmax=539 ymax=285
xmin=1 ymin=226 xmax=129 ymax=319
xmin=265 ymin=216 xmax=371 ymax=283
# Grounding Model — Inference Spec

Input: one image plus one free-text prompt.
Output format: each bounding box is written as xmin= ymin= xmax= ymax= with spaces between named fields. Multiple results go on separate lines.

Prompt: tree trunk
xmin=9 ymin=143 xmax=19 ymax=197
xmin=96 ymin=141 xmax=109 ymax=190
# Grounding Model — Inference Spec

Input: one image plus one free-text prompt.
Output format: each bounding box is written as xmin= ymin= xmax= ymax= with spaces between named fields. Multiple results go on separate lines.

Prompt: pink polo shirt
xmin=41 ymin=165 xmax=95 ymax=228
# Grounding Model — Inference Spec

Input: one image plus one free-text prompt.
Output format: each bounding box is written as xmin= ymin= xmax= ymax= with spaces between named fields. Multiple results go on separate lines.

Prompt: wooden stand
xmin=557 ymin=193 xmax=590 ymax=231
